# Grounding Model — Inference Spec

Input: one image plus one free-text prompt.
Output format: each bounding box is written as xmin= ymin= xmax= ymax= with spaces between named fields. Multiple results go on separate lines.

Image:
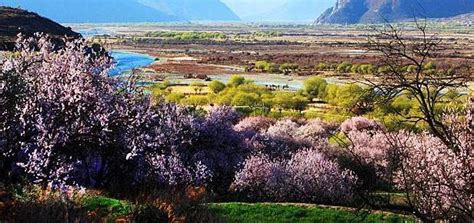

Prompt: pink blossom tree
xmin=232 ymin=149 xmax=357 ymax=204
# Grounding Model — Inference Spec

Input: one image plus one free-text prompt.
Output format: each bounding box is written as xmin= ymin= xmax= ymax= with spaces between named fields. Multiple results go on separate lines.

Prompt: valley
xmin=1 ymin=2 xmax=473 ymax=222
xmin=77 ymin=22 xmax=474 ymax=89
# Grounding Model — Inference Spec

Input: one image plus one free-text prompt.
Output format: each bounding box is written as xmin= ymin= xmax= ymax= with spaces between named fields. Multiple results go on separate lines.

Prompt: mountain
xmin=0 ymin=0 xmax=239 ymax=23
xmin=138 ymin=0 xmax=240 ymax=21
xmin=250 ymin=0 xmax=335 ymax=22
xmin=316 ymin=0 xmax=474 ymax=24
xmin=223 ymin=0 xmax=336 ymax=22
xmin=0 ymin=7 xmax=80 ymax=50
xmin=0 ymin=0 xmax=178 ymax=23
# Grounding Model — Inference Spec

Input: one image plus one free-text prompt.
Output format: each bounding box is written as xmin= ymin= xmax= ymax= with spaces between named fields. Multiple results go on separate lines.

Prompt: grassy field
xmin=208 ymin=203 xmax=415 ymax=223
xmin=79 ymin=196 xmax=415 ymax=222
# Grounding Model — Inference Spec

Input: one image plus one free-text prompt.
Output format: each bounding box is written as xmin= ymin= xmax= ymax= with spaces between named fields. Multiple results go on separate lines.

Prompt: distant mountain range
xmin=316 ymin=0 xmax=474 ymax=24
xmin=223 ymin=0 xmax=336 ymax=22
xmin=0 ymin=0 xmax=239 ymax=23
xmin=138 ymin=0 xmax=239 ymax=21
xmin=0 ymin=7 xmax=80 ymax=50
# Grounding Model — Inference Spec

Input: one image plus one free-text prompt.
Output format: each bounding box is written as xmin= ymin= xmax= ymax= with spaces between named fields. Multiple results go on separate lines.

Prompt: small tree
xmin=227 ymin=75 xmax=246 ymax=87
xmin=303 ymin=77 xmax=328 ymax=100
xmin=367 ymin=22 xmax=472 ymax=147
xmin=208 ymin=80 xmax=226 ymax=93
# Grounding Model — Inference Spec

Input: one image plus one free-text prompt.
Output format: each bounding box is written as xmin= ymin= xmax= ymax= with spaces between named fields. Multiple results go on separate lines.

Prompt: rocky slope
xmin=316 ymin=0 xmax=474 ymax=24
xmin=0 ymin=7 xmax=80 ymax=50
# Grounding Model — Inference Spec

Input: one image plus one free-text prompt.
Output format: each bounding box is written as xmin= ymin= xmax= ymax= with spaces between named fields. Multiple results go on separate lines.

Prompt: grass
xmin=170 ymin=85 xmax=211 ymax=94
xmin=208 ymin=203 xmax=415 ymax=223
xmin=82 ymin=196 xmax=131 ymax=216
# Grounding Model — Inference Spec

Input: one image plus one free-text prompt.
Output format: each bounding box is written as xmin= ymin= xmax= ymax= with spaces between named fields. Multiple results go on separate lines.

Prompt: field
xmin=208 ymin=203 xmax=415 ymax=223
xmin=70 ymin=23 xmax=474 ymax=123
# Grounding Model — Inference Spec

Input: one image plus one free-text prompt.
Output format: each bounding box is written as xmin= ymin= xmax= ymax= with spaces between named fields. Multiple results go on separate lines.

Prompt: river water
xmin=107 ymin=51 xmax=474 ymax=93
xmin=109 ymin=51 xmax=155 ymax=76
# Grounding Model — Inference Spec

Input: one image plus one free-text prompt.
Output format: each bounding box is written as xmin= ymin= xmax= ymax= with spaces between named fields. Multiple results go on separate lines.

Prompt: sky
xmin=221 ymin=0 xmax=336 ymax=21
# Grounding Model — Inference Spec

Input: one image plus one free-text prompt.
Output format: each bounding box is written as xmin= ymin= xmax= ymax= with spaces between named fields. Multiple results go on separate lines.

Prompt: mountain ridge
xmin=0 ymin=6 xmax=80 ymax=50
xmin=0 ymin=0 xmax=239 ymax=23
xmin=316 ymin=0 xmax=474 ymax=24
xmin=138 ymin=0 xmax=240 ymax=21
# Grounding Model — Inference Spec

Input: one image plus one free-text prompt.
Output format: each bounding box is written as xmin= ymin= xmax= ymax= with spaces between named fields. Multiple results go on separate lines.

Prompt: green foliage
xmin=315 ymin=63 xmax=328 ymax=71
xmin=272 ymin=92 xmax=308 ymax=112
xmin=280 ymin=63 xmax=299 ymax=74
xmin=190 ymin=81 xmax=206 ymax=87
xmin=255 ymin=60 xmax=281 ymax=73
xmin=144 ymin=31 xmax=226 ymax=40
xmin=325 ymin=84 xmax=366 ymax=111
xmin=181 ymin=95 xmax=209 ymax=107
xmin=232 ymin=92 xmax=260 ymax=107
xmin=315 ymin=62 xmax=374 ymax=75
xmin=378 ymin=66 xmax=391 ymax=74
xmin=423 ymin=62 xmax=436 ymax=71
xmin=303 ymin=77 xmax=328 ymax=100
xmin=359 ymin=64 xmax=374 ymax=74
xmin=251 ymin=31 xmax=282 ymax=38
xmin=209 ymin=80 xmax=226 ymax=93
xmin=406 ymin=65 xmax=418 ymax=73
xmin=165 ymin=92 xmax=185 ymax=104
xmin=444 ymin=88 xmax=460 ymax=101
xmin=228 ymin=75 xmax=246 ymax=87
xmin=208 ymin=203 xmax=415 ymax=223
xmin=255 ymin=60 xmax=269 ymax=71
xmin=336 ymin=62 xmax=352 ymax=73
xmin=83 ymin=196 xmax=131 ymax=216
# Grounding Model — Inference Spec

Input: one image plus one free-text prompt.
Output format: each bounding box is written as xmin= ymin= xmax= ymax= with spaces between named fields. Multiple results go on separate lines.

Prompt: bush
xmin=303 ymin=77 xmax=328 ymax=100
xmin=234 ymin=116 xmax=275 ymax=134
xmin=232 ymin=149 xmax=357 ymax=204
xmin=208 ymin=80 xmax=226 ymax=93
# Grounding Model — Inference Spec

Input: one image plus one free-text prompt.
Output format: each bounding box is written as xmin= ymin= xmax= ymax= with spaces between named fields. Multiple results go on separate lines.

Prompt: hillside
xmin=316 ymin=0 xmax=474 ymax=24
xmin=0 ymin=7 xmax=80 ymax=50
xmin=138 ymin=0 xmax=240 ymax=21
xmin=0 ymin=0 xmax=239 ymax=23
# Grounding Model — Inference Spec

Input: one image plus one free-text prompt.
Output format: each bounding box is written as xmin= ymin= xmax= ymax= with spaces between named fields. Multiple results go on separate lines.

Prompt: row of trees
xmin=144 ymin=31 xmax=227 ymax=40
xmin=254 ymin=60 xmax=299 ymax=74
xmin=153 ymin=76 xmax=310 ymax=114
xmin=250 ymin=59 xmax=444 ymax=77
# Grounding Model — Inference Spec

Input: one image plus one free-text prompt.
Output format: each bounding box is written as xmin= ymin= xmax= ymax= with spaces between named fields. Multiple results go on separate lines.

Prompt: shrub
xmin=265 ymin=119 xmax=299 ymax=140
xmin=227 ymin=75 xmax=245 ymax=87
xmin=208 ymin=80 xmax=226 ymax=93
xmin=303 ymin=77 xmax=328 ymax=100
xmin=232 ymin=149 xmax=357 ymax=204
xmin=295 ymin=119 xmax=332 ymax=144
xmin=392 ymin=130 xmax=472 ymax=222
xmin=340 ymin=117 xmax=382 ymax=134
xmin=234 ymin=116 xmax=275 ymax=134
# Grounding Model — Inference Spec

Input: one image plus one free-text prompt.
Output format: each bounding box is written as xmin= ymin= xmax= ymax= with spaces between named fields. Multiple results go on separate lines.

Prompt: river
xmin=109 ymin=51 xmax=155 ymax=76
xmin=107 ymin=51 xmax=473 ymax=93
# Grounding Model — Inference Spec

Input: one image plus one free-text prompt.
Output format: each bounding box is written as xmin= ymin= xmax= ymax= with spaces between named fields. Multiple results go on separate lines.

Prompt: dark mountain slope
xmin=316 ymin=0 xmax=474 ymax=24
xmin=0 ymin=7 xmax=80 ymax=50
xmin=0 ymin=0 xmax=179 ymax=23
